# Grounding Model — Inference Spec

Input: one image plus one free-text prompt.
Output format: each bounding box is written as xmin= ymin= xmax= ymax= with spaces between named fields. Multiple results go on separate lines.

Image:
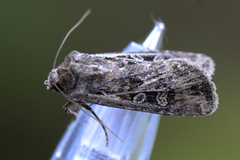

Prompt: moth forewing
xmin=46 ymin=50 xmax=218 ymax=117
xmin=95 ymin=50 xmax=215 ymax=78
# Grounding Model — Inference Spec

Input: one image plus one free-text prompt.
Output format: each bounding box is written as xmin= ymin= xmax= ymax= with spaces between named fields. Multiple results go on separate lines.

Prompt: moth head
xmin=45 ymin=66 xmax=76 ymax=93
xmin=44 ymin=68 xmax=60 ymax=92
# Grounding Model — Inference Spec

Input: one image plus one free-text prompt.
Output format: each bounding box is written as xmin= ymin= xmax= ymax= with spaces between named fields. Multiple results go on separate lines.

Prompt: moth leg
xmin=62 ymin=102 xmax=78 ymax=122
xmin=82 ymin=104 xmax=109 ymax=147
xmin=62 ymin=101 xmax=109 ymax=146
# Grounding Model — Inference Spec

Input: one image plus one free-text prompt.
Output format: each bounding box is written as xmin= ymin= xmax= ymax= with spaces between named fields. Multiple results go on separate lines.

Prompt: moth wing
xmin=83 ymin=58 xmax=218 ymax=116
xmin=161 ymin=50 xmax=215 ymax=78
xmin=95 ymin=50 xmax=215 ymax=78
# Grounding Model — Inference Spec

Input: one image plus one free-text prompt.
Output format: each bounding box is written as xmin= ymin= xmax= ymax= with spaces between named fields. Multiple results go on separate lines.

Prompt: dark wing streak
xmin=112 ymin=89 xmax=169 ymax=96
xmin=83 ymin=93 xmax=164 ymax=114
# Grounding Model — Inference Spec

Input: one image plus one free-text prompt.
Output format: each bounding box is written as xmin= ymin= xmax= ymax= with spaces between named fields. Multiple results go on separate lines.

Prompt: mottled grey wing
xmin=95 ymin=50 xmax=215 ymax=78
xmin=161 ymin=50 xmax=215 ymax=78
xmin=83 ymin=58 xmax=218 ymax=116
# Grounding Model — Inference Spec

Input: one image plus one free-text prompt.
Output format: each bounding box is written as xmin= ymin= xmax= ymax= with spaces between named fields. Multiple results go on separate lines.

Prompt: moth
xmin=44 ymin=10 xmax=218 ymax=146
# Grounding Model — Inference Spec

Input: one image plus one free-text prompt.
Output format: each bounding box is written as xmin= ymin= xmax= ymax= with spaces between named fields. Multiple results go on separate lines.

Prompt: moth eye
xmin=55 ymin=83 xmax=64 ymax=92
xmin=156 ymin=92 xmax=168 ymax=106
xmin=133 ymin=93 xmax=146 ymax=103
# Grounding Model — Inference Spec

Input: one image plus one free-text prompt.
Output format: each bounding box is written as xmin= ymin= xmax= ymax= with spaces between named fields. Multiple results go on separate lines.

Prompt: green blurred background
xmin=1 ymin=1 xmax=239 ymax=159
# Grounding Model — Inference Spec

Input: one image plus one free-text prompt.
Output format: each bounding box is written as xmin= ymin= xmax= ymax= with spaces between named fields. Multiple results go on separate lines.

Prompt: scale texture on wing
xmin=46 ymin=51 xmax=218 ymax=116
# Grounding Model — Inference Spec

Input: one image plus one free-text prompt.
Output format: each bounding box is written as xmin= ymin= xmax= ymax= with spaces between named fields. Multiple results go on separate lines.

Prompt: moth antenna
xmin=53 ymin=9 xmax=91 ymax=69
xmin=53 ymin=83 xmax=124 ymax=144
